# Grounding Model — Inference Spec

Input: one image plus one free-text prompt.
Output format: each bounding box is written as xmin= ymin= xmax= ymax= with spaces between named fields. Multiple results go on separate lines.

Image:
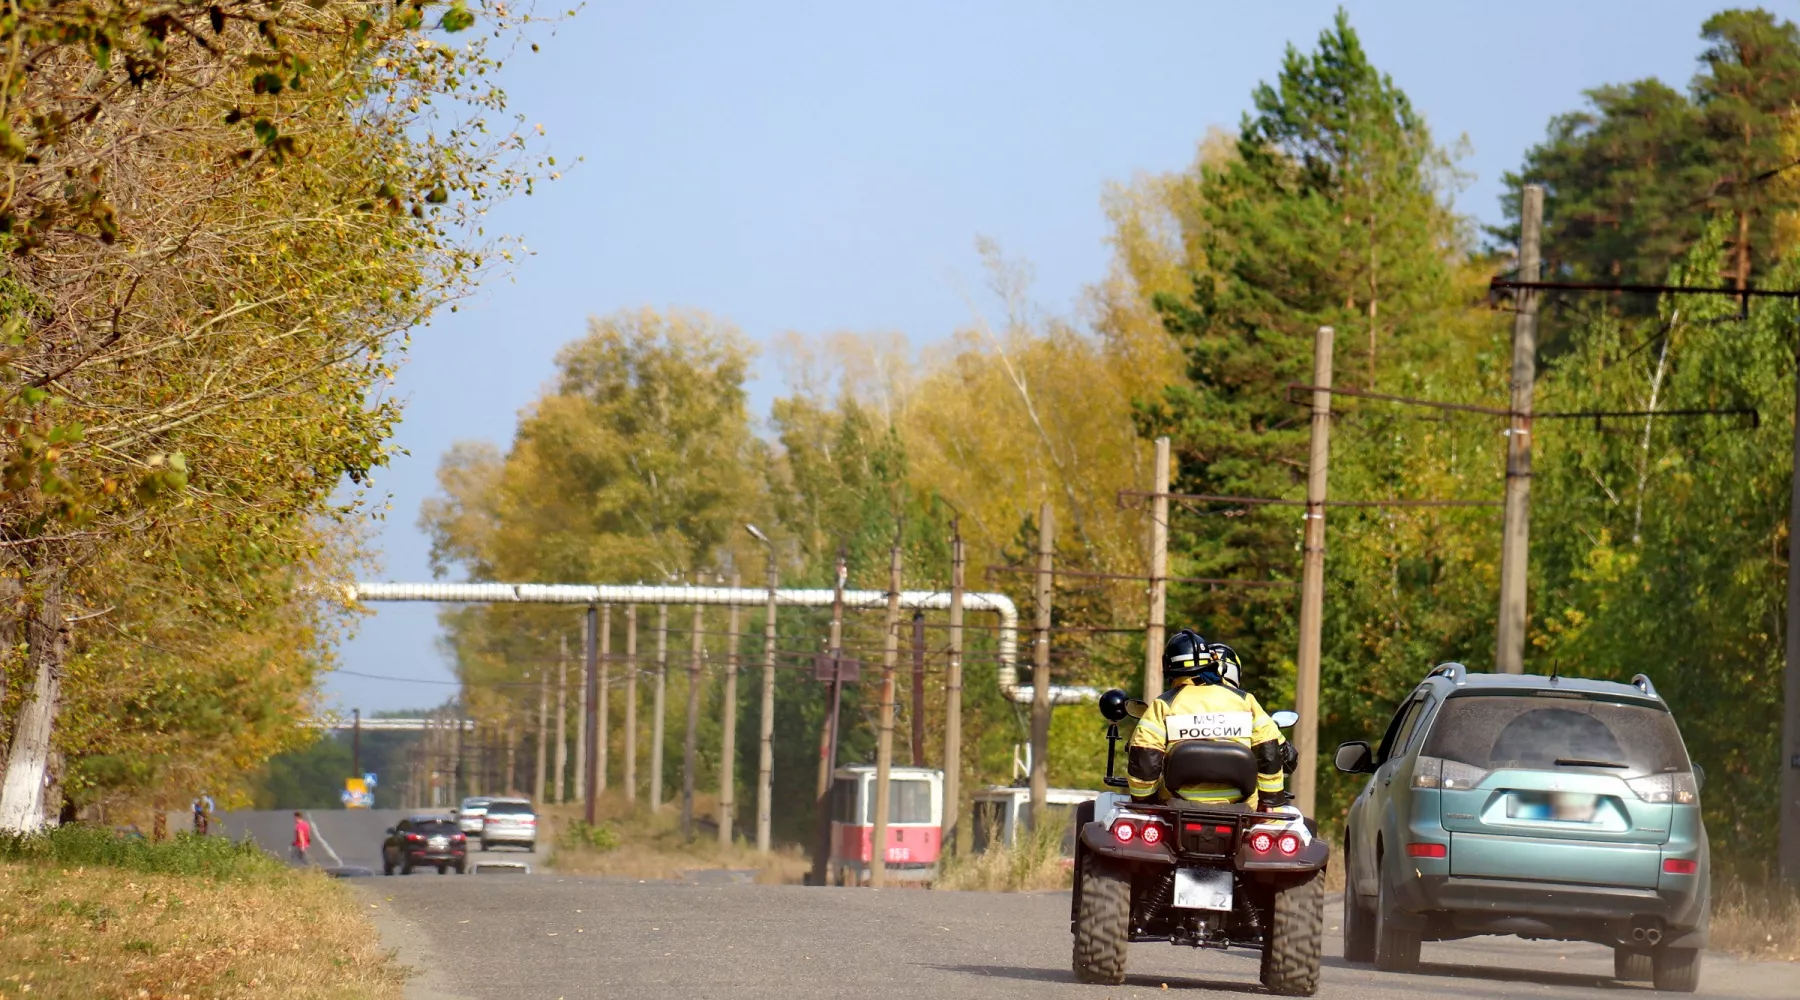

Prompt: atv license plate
xmin=1173 ymin=867 xmax=1233 ymax=911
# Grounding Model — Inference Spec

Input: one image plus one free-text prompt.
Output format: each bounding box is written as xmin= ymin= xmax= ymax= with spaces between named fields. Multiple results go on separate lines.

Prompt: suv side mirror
xmin=1334 ymin=741 xmax=1375 ymax=774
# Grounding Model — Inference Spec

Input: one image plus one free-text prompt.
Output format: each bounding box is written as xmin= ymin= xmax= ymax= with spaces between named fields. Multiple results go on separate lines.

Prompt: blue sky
xmin=330 ymin=1 xmax=1730 ymax=711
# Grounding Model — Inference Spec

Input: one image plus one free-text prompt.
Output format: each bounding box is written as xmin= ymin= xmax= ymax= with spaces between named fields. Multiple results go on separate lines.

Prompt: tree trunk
xmin=0 ymin=578 xmax=66 ymax=833
xmin=0 ymin=575 xmax=20 ymax=752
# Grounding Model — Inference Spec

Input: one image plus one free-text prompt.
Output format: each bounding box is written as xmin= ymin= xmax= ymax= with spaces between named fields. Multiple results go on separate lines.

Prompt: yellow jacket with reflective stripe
xmin=1128 ymin=677 xmax=1286 ymax=802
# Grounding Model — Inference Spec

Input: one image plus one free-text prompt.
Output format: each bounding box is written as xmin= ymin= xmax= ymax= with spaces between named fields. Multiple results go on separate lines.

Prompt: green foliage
xmin=250 ymin=735 xmax=356 ymax=811
xmin=559 ymin=820 xmax=620 ymax=852
xmin=0 ymin=826 xmax=281 ymax=880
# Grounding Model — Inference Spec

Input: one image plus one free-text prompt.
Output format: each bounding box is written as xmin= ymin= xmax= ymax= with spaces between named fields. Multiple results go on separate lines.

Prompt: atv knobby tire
xmin=1259 ymin=874 xmax=1323 ymax=996
xmin=1071 ymin=853 xmax=1130 ymax=985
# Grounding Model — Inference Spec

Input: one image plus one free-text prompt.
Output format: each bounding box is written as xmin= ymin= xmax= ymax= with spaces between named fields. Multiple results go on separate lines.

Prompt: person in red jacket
xmin=291 ymin=811 xmax=312 ymax=865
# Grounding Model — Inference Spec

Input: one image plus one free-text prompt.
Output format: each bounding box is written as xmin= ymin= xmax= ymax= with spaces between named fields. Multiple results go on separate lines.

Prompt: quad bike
xmin=1069 ymin=689 xmax=1328 ymax=996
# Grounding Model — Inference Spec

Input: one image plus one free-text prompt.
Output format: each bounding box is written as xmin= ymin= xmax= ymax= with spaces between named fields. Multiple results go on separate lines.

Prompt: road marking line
xmin=305 ymin=811 xmax=344 ymax=867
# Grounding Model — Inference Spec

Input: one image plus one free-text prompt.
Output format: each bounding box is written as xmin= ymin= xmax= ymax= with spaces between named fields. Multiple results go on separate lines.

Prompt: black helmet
xmin=1162 ymin=628 xmax=1219 ymax=681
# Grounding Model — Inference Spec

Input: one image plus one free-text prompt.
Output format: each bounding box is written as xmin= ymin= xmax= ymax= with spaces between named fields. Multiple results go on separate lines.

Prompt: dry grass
xmin=1710 ymin=874 xmax=1800 ymax=962
xmin=0 ymin=860 xmax=403 ymax=1000
xmin=935 ymin=818 xmax=1073 ymax=893
xmin=540 ymin=796 xmax=810 ymax=885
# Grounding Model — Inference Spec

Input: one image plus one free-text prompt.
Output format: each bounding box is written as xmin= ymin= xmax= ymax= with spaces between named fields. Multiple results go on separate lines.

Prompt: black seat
xmin=1164 ymin=740 xmax=1259 ymax=802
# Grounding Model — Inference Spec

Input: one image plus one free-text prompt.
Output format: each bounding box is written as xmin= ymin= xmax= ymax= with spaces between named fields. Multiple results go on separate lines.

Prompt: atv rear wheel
xmin=1373 ymin=862 xmax=1420 ymax=973
xmin=1259 ymin=875 xmax=1323 ymax=996
xmin=1651 ymin=947 xmax=1701 ymax=992
xmin=1071 ymin=853 xmax=1130 ymax=985
xmin=1342 ymin=864 xmax=1375 ymax=963
xmin=1613 ymin=946 xmax=1652 ymax=981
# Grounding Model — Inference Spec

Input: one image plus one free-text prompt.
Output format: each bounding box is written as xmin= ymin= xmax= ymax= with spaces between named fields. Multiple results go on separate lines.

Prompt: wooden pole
xmin=1145 ymin=436 xmax=1170 ymax=698
xmin=598 ymin=606 xmax=611 ymax=796
xmin=554 ymin=635 xmax=568 ymax=804
xmin=1497 ymin=184 xmax=1543 ymax=675
xmin=533 ymin=666 xmax=548 ymax=805
xmin=869 ymin=543 xmax=904 ymax=889
xmin=573 ymin=627 xmax=586 ymax=805
xmin=652 ymin=604 xmax=668 ymax=809
xmin=584 ymin=605 xmax=600 ymax=823
xmin=624 ymin=605 xmax=639 ymax=804
xmin=681 ymin=603 xmax=702 ymax=840
xmin=808 ymin=552 xmax=846 ymax=886
xmin=756 ymin=556 xmax=778 ymax=853
xmin=1294 ymin=325 xmax=1335 ymax=816
xmin=1029 ymin=502 xmax=1054 ymax=831
xmin=943 ymin=522 xmax=965 ymax=853
xmin=910 ymin=611 xmax=926 ymax=768
xmin=720 ymin=573 xmax=741 ymax=847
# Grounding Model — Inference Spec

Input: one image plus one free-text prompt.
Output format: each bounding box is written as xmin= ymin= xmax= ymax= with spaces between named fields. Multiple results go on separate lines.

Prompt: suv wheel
xmin=1372 ymin=861 xmax=1421 ymax=973
xmin=1070 ymin=853 xmax=1130 ymax=985
xmin=1259 ymin=875 xmax=1323 ymax=996
xmin=1613 ymin=947 xmax=1652 ymax=981
xmin=1343 ymin=864 xmax=1375 ymax=963
xmin=1651 ymin=947 xmax=1700 ymax=993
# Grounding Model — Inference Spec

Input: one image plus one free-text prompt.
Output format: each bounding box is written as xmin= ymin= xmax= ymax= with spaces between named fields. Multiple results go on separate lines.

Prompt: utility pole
xmin=1786 ymin=323 xmax=1800 ymax=881
xmin=573 ymin=628 xmax=587 ymax=805
xmin=1294 ymin=325 xmax=1335 ymax=816
xmin=720 ymin=573 xmax=741 ymax=847
xmin=1145 ymin=436 xmax=1170 ymax=698
xmin=451 ymin=707 xmax=464 ymax=802
xmin=755 ymin=540 xmax=778 ymax=853
xmin=910 ymin=611 xmax=927 ymax=768
xmin=1029 ymin=502 xmax=1054 ymax=831
xmin=351 ymin=708 xmax=361 ymax=780
xmin=1497 ymin=184 xmax=1544 ymax=675
xmin=681 ymin=602 xmax=703 ymax=840
xmin=554 ymin=635 xmax=568 ymax=804
xmin=652 ymin=604 xmax=668 ymax=810
xmin=583 ymin=605 xmax=600 ymax=823
xmin=625 ymin=605 xmax=639 ymax=803
xmin=534 ymin=667 xmax=548 ymax=806
xmin=943 ymin=522 xmax=965 ymax=853
xmin=809 ymin=551 xmax=847 ymax=886
xmin=598 ymin=606 xmax=610 ymax=795
xmin=869 ymin=542 xmax=904 ymax=889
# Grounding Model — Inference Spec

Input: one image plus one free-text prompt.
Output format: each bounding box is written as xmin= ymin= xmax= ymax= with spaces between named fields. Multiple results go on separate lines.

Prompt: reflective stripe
xmin=1257 ymin=773 xmax=1285 ymax=793
xmin=1176 ymin=786 xmax=1247 ymax=803
xmin=1128 ymin=778 xmax=1158 ymax=797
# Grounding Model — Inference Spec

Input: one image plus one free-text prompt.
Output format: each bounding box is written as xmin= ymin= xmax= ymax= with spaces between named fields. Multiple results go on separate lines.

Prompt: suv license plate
xmin=1173 ymin=867 xmax=1233 ymax=911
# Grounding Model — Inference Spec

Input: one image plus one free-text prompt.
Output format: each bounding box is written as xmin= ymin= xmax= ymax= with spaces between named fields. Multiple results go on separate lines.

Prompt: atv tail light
xmin=1277 ymin=833 xmax=1302 ymax=856
xmin=1140 ymin=823 xmax=1163 ymax=846
xmin=1405 ymin=842 xmax=1447 ymax=859
xmin=1112 ymin=821 xmax=1136 ymax=844
xmin=1249 ymin=831 xmax=1275 ymax=854
xmin=1663 ymin=858 xmax=1698 ymax=875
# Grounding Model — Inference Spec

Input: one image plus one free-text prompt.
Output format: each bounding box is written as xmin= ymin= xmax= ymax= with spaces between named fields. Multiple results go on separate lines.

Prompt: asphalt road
xmin=359 ymin=876 xmax=1795 ymax=1000
xmin=212 ymin=808 xmax=543 ymax=875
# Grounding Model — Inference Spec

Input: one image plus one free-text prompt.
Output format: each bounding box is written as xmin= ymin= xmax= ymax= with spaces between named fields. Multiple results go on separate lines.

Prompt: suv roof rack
xmin=1629 ymin=673 xmax=1659 ymax=699
xmin=1428 ymin=662 xmax=1467 ymax=685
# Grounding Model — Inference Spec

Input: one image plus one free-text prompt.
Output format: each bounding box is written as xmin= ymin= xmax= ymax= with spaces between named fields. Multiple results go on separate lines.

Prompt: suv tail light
xmin=1406 ymin=842 xmax=1447 ymax=859
xmin=1628 ymin=773 xmax=1699 ymax=805
xmin=1412 ymin=756 xmax=1490 ymax=790
xmin=1663 ymin=858 xmax=1698 ymax=875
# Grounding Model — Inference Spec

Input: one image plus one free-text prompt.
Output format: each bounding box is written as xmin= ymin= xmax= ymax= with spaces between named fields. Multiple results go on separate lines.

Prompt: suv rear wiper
xmin=1554 ymin=757 xmax=1628 ymax=768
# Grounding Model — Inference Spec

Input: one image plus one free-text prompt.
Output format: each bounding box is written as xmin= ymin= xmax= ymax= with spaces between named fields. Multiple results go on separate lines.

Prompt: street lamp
xmin=746 ymin=524 xmax=778 ymax=853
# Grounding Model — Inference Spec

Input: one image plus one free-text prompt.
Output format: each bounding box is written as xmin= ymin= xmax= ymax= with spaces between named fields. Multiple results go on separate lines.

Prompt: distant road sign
xmin=813 ymin=652 xmax=860 ymax=682
xmin=343 ymin=778 xmax=373 ymax=809
xmin=363 ymin=772 xmax=378 ymax=788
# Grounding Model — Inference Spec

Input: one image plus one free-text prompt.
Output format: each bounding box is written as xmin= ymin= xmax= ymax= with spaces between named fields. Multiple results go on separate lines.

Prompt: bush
xmin=559 ymin=820 xmax=621 ymax=852
xmin=0 ymin=825 xmax=281 ymax=879
xmin=936 ymin=815 xmax=1073 ymax=892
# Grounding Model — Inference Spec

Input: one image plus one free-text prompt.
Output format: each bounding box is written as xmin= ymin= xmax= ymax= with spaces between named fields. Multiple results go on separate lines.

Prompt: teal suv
xmin=1335 ymin=664 xmax=1708 ymax=992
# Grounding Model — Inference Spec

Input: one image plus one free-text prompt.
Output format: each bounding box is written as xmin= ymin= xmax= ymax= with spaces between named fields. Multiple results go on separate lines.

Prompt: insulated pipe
xmin=347 ymin=582 xmax=1097 ymax=704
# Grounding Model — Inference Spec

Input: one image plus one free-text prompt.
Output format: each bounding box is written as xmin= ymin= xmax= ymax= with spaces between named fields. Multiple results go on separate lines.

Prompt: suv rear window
xmin=1421 ymin=692 xmax=1690 ymax=778
xmin=484 ymin=801 xmax=534 ymax=816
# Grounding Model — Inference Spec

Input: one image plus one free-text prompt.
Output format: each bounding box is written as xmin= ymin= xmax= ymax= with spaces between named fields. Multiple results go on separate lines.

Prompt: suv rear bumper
xmin=1396 ymin=874 xmax=1707 ymax=948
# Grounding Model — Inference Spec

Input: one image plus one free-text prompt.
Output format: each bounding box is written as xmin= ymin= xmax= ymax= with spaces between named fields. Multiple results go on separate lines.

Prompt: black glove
xmin=1282 ymin=741 xmax=1299 ymax=775
xmin=1258 ymin=790 xmax=1291 ymax=812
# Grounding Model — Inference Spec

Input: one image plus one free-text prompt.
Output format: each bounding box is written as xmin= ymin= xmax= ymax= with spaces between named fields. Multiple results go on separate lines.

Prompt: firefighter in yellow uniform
xmin=1128 ymin=628 xmax=1294 ymax=809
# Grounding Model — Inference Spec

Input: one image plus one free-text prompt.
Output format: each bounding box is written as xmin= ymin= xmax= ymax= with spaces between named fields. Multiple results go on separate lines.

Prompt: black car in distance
xmin=382 ymin=815 xmax=468 ymax=875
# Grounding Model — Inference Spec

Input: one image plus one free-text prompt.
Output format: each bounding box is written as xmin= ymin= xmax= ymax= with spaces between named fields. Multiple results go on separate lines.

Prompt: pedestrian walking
xmin=192 ymin=793 xmax=214 ymax=835
xmin=291 ymin=811 xmax=312 ymax=865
